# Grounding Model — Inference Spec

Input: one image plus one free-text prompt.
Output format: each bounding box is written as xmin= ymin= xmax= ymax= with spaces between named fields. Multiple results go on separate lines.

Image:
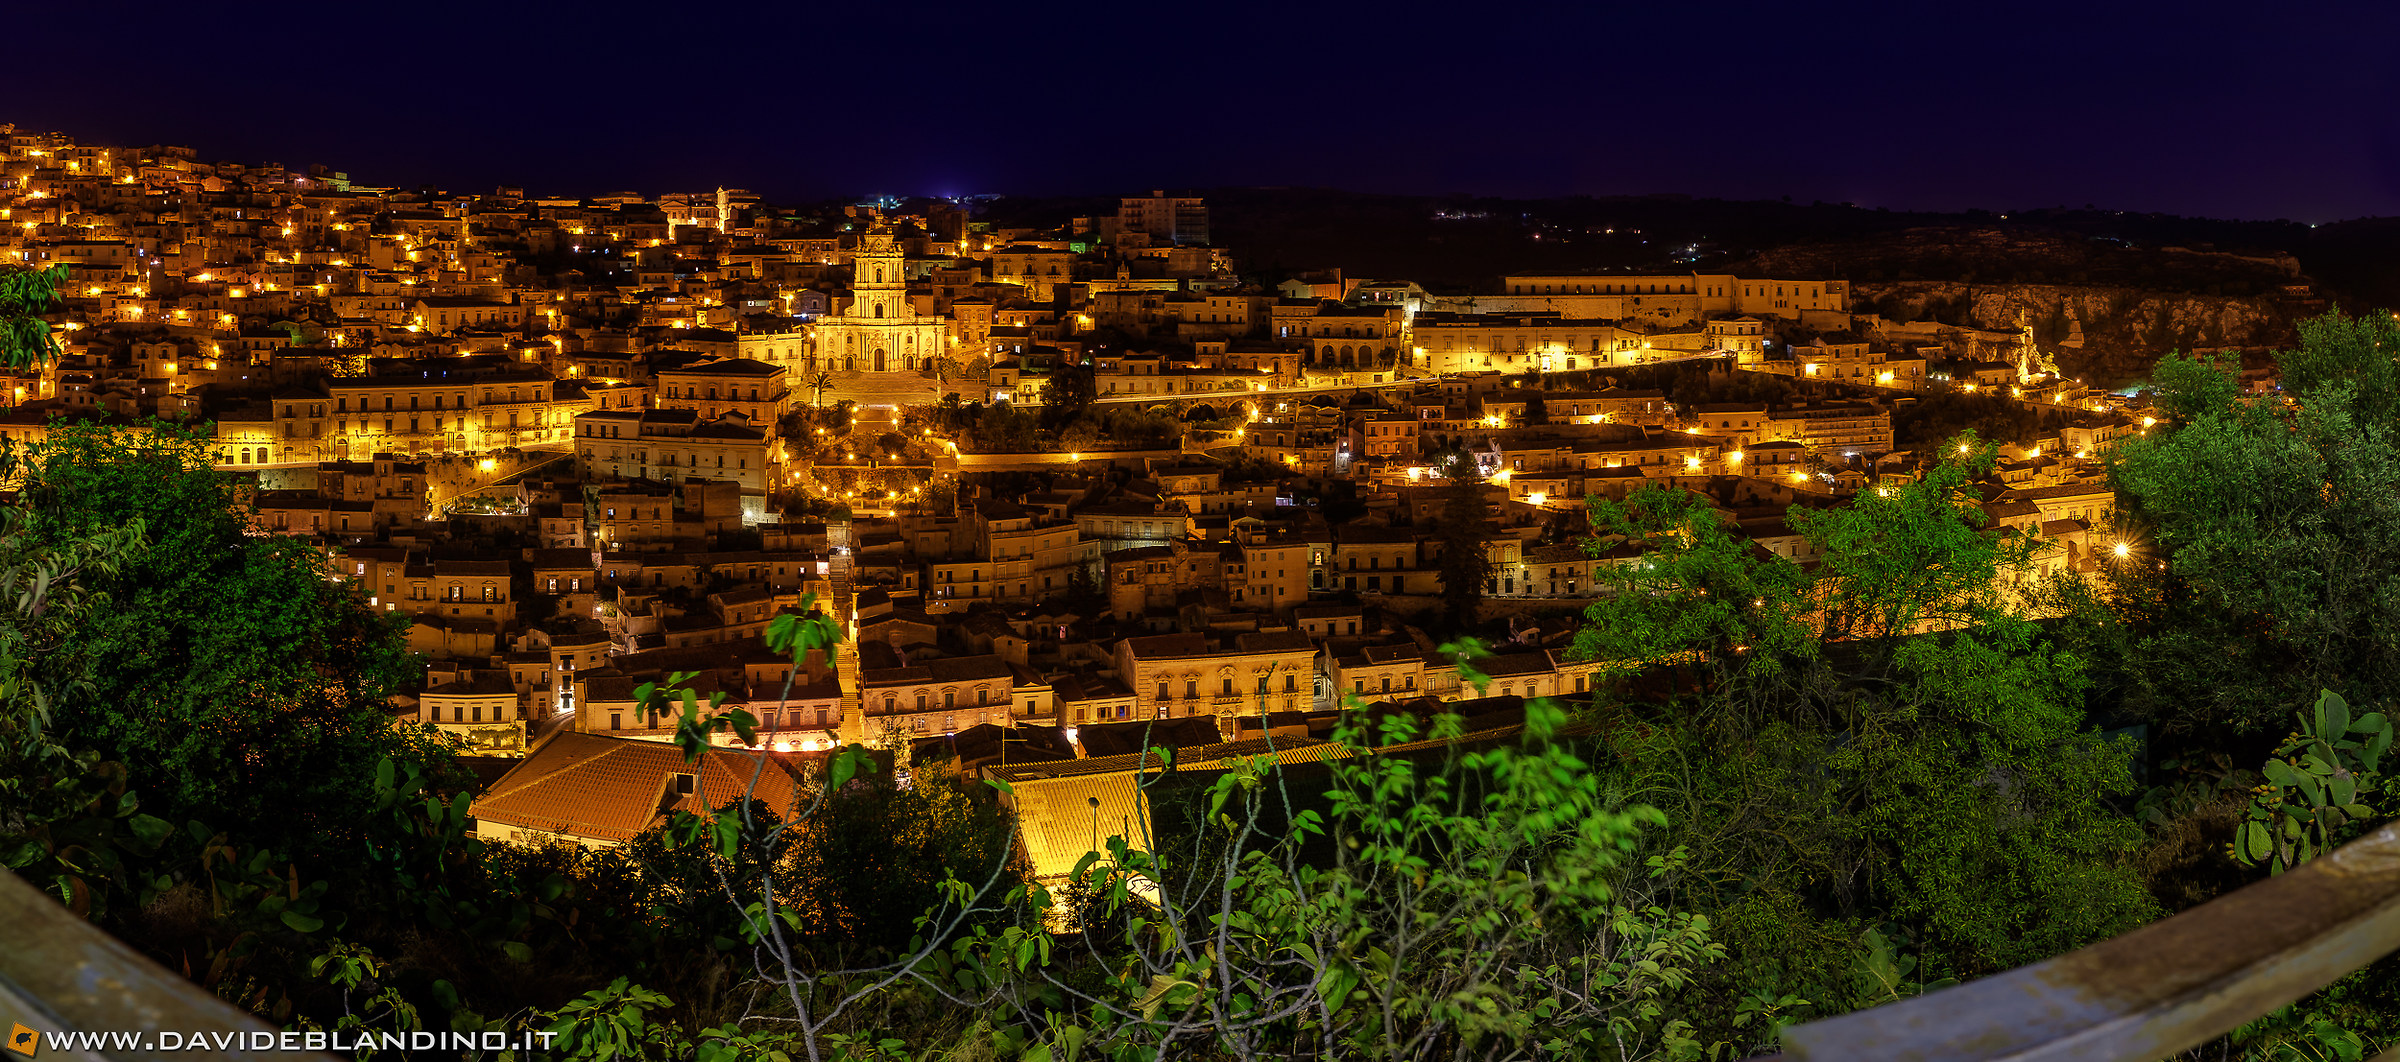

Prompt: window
xmin=1185 ymin=680 xmax=1197 ymax=699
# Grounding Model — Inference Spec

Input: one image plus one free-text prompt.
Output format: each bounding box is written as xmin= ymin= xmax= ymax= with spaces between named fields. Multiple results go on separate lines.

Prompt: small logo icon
xmin=6 ymin=1023 xmax=36 ymax=1057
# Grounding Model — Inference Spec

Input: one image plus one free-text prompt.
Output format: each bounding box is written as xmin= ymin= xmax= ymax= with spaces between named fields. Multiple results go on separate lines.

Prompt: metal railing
xmin=1773 ymin=823 xmax=2400 ymax=1061
xmin=0 ymin=867 xmax=334 ymax=1061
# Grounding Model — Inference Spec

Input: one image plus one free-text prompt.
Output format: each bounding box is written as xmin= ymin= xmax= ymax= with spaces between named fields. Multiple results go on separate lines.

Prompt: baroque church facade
xmin=811 ymin=227 xmax=947 ymax=374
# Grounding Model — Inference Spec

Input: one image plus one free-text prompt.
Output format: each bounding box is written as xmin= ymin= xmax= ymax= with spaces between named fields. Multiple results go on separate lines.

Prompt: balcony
xmin=1766 ymin=823 xmax=2400 ymax=1060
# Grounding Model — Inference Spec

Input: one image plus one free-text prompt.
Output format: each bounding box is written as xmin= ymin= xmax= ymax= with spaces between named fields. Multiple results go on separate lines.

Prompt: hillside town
xmin=3 ymin=124 xmax=2161 ymax=862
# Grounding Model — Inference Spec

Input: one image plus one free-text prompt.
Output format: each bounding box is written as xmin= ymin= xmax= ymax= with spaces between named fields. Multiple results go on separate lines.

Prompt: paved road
xmin=1088 ymin=354 xmax=1736 ymax=406
xmin=950 ymin=448 xmax=1184 ymax=469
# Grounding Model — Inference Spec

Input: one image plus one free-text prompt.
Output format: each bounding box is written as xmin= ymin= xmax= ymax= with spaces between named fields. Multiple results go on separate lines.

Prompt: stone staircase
xmin=830 ymin=517 xmax=860 ymax=744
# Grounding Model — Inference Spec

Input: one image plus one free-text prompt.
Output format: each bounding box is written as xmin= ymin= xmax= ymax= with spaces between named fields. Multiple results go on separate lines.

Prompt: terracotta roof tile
xmin=469 ymin=731 xmax=804 ymax=844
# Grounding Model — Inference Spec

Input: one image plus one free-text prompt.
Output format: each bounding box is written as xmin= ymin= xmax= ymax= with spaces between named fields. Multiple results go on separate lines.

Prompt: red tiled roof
xmin=469 ymin=731 xmax=804 ymax=844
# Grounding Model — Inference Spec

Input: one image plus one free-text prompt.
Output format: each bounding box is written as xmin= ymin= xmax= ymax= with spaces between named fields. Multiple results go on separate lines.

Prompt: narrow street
xmin=829 ymin=517 xmax=860 ymax=746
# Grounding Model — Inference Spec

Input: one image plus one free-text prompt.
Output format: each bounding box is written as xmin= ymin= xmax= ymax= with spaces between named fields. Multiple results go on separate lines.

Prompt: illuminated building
xmin=810 ymin=226 xmax=948 ymax=374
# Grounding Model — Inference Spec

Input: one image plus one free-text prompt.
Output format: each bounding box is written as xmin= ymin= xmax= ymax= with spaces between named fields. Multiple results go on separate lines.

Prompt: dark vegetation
xmin=9 ymin=247 xmax=2400 ymax=1056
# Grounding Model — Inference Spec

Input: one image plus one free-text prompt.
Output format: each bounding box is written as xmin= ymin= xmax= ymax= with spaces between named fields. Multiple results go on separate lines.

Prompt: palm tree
xmin=809 ymin=370 xmax=834 ymax=408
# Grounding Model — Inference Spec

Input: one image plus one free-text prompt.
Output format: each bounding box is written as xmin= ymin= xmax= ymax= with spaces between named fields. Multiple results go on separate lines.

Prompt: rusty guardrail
xmin=0 ymin=867 xmax=334 ymax=1061
xmin=1774 ymin=822 xmax=2400 ymax=1061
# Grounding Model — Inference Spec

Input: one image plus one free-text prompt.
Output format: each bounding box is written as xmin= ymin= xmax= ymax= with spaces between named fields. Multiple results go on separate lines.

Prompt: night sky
xmin=15 ymin=0 xmax=2397 ymax=221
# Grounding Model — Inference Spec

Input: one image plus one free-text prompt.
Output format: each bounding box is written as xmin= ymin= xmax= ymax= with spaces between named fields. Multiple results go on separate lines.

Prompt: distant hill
xmin=1124 ymin=188 xmax=2400 ymax=313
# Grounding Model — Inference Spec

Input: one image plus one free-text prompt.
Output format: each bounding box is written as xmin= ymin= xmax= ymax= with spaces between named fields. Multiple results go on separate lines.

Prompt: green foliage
xmin=1433 ymin=449 xmax=1494 ymax=629
xmin=1038 ymin=362 xmax=1095 ymax=431
xmin=2233 ymin=690 xmax=2390 ymax=874
xmin=969 ymin=664 xmax=1723 ymax=1061
xmin=2148 ymin=347 xmax=2244 ymax=425
xmin=1579 ymin=482 xmax=1814 ymax=682
xmin=2279 ymin=312 xmax=2400 ymax=427
xmin=10 ymin=420 xmax=424 ymax=859
xmin=0 ymin=264 xmax=67 ymax=369
xmin=963 ymin=402 xmax=1041 ymax=453
xmin=19 ymin=304 xmax=2400 ymax=1056
xmin=540 ymin=979 xmax=689 ymax=1060
xmin=1578 ymin=433 xmax=2156 ymax=1033
xmin=1791 ymin=437 xmax=2030 ymax=643
xmin=1890 ymin=392 xmax=2059 ymax=459
xmin=2110 ymin=315 xmax=2400 ymax=732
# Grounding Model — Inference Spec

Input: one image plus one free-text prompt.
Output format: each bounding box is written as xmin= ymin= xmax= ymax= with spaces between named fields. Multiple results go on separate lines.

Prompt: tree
xmin=966 ymin=402 xmax=1040 ymax=453
xmin=0 ymin=506 xmax=168 ymax=920
xmin=2109 ymin=317 xmax=2400 ymax=733
xmin=779 ymin=750 xmax=1020 ymax=959
xmin=1041 ymin=361 xmax=1096 ymax=431
xmin=1577 ymin=438 xmax=2156 ymax=1014
xmin=985 ymin=691 xmax=1722 ymax=1061
xmin=10 ymin=420 xmax=423 ymax=860
xmin=1434 ymin=448 xmax=1495 ymax=629
xmin=0 ymin=264 xmax=66 ymax=369
xmin=1578 ymin=483 xmax=1814 ymax=697
xmin=1521 ymin=393 xmax=1549 ymax=425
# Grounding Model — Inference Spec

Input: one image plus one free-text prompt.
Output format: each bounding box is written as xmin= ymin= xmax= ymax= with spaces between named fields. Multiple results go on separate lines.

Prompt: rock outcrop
xmin=1849 ymin=281 xmax=2301 ymax=385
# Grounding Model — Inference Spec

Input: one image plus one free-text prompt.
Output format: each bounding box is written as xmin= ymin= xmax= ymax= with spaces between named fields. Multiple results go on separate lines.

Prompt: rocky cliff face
xmin=1849 ymin=281 xmax=2300 ymax=385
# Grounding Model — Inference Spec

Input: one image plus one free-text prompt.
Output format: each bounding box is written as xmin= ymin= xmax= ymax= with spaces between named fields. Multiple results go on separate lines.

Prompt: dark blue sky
xmin=17 ymin=0 xmax=2397 ymax=221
